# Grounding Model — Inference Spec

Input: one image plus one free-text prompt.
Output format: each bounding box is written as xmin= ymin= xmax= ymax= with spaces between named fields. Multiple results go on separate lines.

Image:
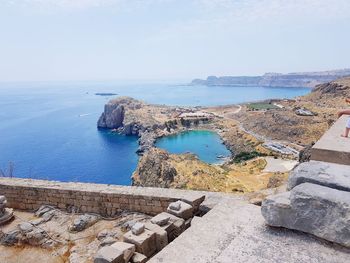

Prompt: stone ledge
xmin=149 ymin=199 xmax=350 ymax=263
xmin=288 ymin=161 xmax=350 ymax=191
xmin=311 ymin=115 xmax=350 ymax=165
xmin=262 ymin=182 xmax=350 ymax=248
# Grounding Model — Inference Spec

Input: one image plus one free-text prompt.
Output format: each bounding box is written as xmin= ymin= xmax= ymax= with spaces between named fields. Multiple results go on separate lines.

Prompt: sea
xmin=0 ymin=81 xmax=310 ymax=185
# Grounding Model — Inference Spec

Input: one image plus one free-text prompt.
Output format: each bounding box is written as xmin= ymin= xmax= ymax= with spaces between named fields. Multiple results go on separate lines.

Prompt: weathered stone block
xmin=123 ymin=229 xmax=156 ymax=257
xmin=262 ymin=182 xmax=350 ymax=247
xmin=131 ymin=222 xmax=145 ymax=235
xmin=155 ymin=212 xmax=185 ymax=241
xmin=69 ymin=214 xmax=100 ymax=232
xmin=145 ymin=222 xmax=168 ymax=251
xmin=110 ymin=241 xmax=136 ymax=262
xmin=151 ymin=213 xmax=170 ymax=226
xmin=94 ymin=246 xmax=124 ymax=263
xmin=288 ymin=161 xmax=350 ymax=191
xmin=131 ymin=252 xmax=147 ymax=263
xmin=167 ymin=201 xmax=193 ymax=220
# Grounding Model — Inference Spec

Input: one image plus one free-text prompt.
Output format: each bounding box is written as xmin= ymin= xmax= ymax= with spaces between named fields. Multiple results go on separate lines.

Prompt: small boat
xmin=79 ymin=113 xmax=91 ymax=117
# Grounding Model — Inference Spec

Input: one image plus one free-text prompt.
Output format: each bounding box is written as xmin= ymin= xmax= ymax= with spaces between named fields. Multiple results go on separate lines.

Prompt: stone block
xmin=110 ymin=242 xmax=136 ymax=262
xmin=94 ymin=246 xmax=124 ymax=263
xmin=288 ymin=161 xmax=350 ymax=191
xmin=167 ymin=201 xmax=193 ymax=220
xmin=151 ymin=213 xmax=170 ymax=226
xmin=155 ymin=212 xmax=185 ymax=241
xmin=145 ymin=222 xmax=168 ymax=251
xmin=131 ymin=252 xmax=147 ymax=263
xmin=123 ymin=229 xmax=156 ymax=257
xmin=262 ymin=182 xmax=350 ymax=247
xmin=131 ymin=222 xmax=145 ymax=235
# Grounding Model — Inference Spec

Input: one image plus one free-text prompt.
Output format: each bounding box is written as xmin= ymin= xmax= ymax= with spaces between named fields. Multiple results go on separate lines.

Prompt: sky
xmin=0 ymin=0 xmax=350 ymax=82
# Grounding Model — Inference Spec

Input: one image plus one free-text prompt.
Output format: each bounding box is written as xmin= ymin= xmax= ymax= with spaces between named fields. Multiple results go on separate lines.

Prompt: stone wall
xmin=0 ymin=178 xmax=205 ymax=216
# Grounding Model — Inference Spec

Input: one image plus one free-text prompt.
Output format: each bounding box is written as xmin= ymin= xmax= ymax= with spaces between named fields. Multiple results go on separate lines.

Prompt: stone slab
xmin=131 ymin=252 xmax=147 ymax=263
xmin=94 ymin=246 xmax=124 ymax=263
xmin=149 ymin=199 xmax=350 ymax=263
xmin=288 ymin=161 xmax=350 ymax=191
xmin=311 ymin=115 xmax=350 ymax=165
xmin=262 ymin=182 xmax=350 ymax=248
xmin=167 ymin=201 xmax=193 ymax=220
xmin=110 ymin=242 xmax=136 ymax=262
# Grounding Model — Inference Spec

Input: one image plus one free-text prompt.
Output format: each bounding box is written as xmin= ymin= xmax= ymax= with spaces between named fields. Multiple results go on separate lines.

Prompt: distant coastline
xmin=191 ymin=68 xmax=350 ymax=88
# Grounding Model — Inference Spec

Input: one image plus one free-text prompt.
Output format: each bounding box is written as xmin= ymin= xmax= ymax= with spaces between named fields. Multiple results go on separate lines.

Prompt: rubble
xmin=69 ymin=214 xmax=100 ymax=232
xmin=0 ymin=195 xmax=14 ymax=225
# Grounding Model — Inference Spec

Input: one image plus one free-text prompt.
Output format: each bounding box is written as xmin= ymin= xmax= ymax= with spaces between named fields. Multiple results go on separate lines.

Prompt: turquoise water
xmin=0 ymin=81 xmax=310 ymax=185
xmin=156 ymin=130 xmax=231 ymax=164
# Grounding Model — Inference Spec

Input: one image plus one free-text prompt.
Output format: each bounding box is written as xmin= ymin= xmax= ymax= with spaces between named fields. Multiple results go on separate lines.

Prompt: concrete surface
xmin=263 ymin=157 xmax=298 ymax=173
xmin=311 ymin=115 xmax=350 ymax=165
xmin=149 ymin=199 xmax=350 ymax=263
xmin=262 ymin=182 xmax=350 ymax=248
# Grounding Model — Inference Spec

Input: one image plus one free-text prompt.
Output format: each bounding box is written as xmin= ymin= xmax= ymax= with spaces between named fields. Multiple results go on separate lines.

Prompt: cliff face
xmin=191 ymin=69 xmax=350 ymax=88
xmin=132 ymin=148 xmax=177 ymax=188
xmin=97 ymin=97 xmax=166 ymax=135
xmin=97 ymin=103 xmax=125 ymax=129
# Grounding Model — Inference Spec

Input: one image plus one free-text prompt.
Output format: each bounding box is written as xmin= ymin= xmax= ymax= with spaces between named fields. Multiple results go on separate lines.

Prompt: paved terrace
xmin=149 ymin=199 xmax=350 ymax=263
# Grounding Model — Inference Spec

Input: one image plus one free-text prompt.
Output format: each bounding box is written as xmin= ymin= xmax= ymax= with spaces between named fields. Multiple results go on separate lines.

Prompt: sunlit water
xmin=156 ymin=130 xmax=231 ymax=164
xmin=0 ymin=81 xmax=310 ymax=185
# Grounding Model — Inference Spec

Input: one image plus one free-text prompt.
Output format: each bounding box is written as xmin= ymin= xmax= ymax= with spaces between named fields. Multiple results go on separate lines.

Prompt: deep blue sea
xmin=0 ymin=81 xmax=310 ymax=185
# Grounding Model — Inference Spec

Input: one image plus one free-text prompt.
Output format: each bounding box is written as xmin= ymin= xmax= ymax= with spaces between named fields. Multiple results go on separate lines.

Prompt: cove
xmin=0 ymin=81 xmax=309 ymax=185
xmin=155 ymin=130 xmax=231 ymax=164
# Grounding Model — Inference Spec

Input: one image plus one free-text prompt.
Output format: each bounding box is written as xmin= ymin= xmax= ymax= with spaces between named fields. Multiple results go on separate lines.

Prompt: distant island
xmin=191 ymin=68 xmax=350 ymax=88
xmin=95 ymin=92 xmax=118 ymax=96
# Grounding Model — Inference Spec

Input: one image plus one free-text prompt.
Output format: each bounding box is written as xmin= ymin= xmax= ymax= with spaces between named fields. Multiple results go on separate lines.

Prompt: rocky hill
xmin=191 ymin=69 xmax=350 ymax=88
xmin=132 ymin=148 xmax=284 ymax=193
xmin=233 ymin=77 xmax=350 ymax=147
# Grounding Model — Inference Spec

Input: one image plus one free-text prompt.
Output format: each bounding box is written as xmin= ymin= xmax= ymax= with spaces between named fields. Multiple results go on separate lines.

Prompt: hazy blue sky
xmin=0 ymin=0 xmax=349 ymax=82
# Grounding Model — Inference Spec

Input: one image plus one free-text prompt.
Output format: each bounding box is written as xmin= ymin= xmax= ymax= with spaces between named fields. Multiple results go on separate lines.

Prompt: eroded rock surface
xmin=132 ymin=148 xmax=177 ymax=188
xmin=262 ymin=182 xmax=350 ymax=247
xmin=288 ymin=161 xmax=350 ymax=191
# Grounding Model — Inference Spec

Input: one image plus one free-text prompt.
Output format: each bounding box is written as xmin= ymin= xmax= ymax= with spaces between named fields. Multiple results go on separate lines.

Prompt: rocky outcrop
xmin=97 ymin=103 xmax=125 ymax=129
xmin=97 ymin=97 xmax=152 ymax=134
xmin=132 ymin=148 xmax=177 ymax=188
xmin=137 ymin=131 xmax=157 ymax=154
